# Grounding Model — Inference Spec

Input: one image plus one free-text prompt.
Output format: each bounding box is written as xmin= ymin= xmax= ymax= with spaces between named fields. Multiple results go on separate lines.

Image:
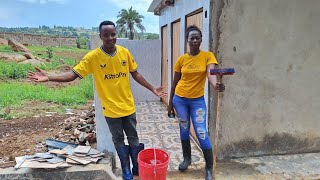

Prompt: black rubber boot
xmin=116 ymin=145 xmax=133 ymax=180
xmin=178 ymin=140 xmax=191 ymax=172
xmin=129 ymin=143 xmax=144 ymax=176
xmin=203 ymin=148 xmax=213 ymax=180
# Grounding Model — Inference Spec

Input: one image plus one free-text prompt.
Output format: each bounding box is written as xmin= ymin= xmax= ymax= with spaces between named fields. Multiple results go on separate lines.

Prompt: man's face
xmin=99 ymin=25 xmax=117 ymax=48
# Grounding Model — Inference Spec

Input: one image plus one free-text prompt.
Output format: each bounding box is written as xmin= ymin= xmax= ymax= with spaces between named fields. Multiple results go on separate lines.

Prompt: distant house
xmin=148 ymin=0 xmax=320 ymax=159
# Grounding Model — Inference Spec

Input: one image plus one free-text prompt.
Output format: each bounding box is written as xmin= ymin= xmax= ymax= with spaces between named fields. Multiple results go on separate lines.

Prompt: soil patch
xmin=0 ymin=100 xmax=94 ymax=164
xmin=0 ymin=116 xmax=66 ymax=161
xmin=2 ymin=78 xmax=81 ymax=89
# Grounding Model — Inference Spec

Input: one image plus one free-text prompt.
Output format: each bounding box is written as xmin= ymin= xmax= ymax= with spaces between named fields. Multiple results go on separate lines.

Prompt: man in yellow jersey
xmin=28 ymin=21 xmax=166 ymax=180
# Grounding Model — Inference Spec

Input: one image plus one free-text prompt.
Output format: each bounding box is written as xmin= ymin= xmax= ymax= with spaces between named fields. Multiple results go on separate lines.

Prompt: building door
xmin=161 ymin=25 xmax=169 ymax=105
xmin=171 ymin=20 xmax=181 ymax=81
xmin=186 ymin=9 xmax=203 ymax=145
xmin=186 ymin=10 xmax=203 ymax=53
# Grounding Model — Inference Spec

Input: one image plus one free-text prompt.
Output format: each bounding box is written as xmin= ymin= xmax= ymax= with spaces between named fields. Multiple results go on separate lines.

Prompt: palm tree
xmin=116 ymin=7 xmax=145 ymax=40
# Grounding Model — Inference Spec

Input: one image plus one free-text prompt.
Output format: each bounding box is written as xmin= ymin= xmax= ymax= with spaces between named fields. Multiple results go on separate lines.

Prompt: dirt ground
xmin=0 ymin=115 xmax=66 ymax=161
xmin=0 ymin=100 xmax=94 ymax=165
xmin=0 ymin=48 xmax=92 ymax=166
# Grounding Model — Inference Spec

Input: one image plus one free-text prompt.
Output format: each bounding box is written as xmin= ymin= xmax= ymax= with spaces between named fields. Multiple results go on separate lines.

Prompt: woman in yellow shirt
xmin=168 ymin=25 xmax=225 ymax=180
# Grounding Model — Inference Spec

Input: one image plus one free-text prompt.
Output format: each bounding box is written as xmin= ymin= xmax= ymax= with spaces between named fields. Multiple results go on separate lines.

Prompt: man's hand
xmin=214 ymin=83 xmax=225 ymax=92
xmin=28 ymin=67 xmax=49 ymax=82
xmin=152 ymin=86 xmax=167 ymax=97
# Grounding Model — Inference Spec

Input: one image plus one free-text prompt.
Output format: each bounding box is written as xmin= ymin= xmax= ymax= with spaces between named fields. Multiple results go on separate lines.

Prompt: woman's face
xmin=187 ymin=30 xmax=202 ymax=49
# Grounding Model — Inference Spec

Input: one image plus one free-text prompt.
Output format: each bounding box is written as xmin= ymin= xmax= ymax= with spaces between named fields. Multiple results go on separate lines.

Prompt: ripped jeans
xmin=172 ymin=94 xmax=212 ymax=150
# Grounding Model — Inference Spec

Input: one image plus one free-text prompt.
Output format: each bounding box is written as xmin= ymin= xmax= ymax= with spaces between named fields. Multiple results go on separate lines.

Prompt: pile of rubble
xmin=15 ymin=145 xmax=105 ymax=169
xmin=54 ymin=108 xmax=97 ymax=146
xmin=0 ymin=37 xmax=48 ymax=66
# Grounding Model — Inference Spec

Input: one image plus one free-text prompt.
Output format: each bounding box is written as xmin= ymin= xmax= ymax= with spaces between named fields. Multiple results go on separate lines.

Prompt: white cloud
xmin=47 ymin=0 xmax=69 ymax=4
xmin=18 ymin=0 xmax=37 ymax=3
xmin=109 ymin=0 xmax=153 ymax=13
xmin=18 ymin=0 xmax=69 ymax=4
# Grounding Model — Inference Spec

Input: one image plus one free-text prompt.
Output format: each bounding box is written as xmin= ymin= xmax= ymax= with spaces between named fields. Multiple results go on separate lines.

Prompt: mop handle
xmin=138 ymin=116 xmax=142 ymax=142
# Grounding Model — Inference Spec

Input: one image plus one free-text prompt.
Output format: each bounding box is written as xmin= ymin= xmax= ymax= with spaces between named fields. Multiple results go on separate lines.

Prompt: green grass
xmin=0 ymin=45 xmax=14 ymax=53
xmin=0 ymin=58 xmax=78 ymax=79
xmin=0 ymin=45 xmax=88 ymax=58
xmin=0 ymin=61 xmax=34 ymax=79
xmin=0 ymin=45 xmax=88 ymax=53
xmin=0 ymin=75 xmax=94 ymax=109
xmin=0 ymin=45 xmax=93 ymax=119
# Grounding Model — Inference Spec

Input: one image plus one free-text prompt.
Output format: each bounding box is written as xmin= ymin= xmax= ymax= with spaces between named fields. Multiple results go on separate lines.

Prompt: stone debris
xmin=54 ymin=108 xmax=96 ymax=145
xmin=0 ymin=52 xmax=27 ymax=62
xmin=0 ymin=107 xmax=97 ymax=168
xmin=14 ymin=145 xmax=104 ymax=169
xmin=0 ymin=39 xmax=48 ymax=65
xmin=8 ymin=38 xmax=30 ymax=53
xmin=0 ymin=38 xmax=8 ymax=45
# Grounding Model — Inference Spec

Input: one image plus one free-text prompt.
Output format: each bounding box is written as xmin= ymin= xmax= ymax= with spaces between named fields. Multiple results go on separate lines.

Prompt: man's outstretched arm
xmin=130 ymin=71 xmax=167 ymax=97
xmin=28 ymin=67 xmax=78 ymax=82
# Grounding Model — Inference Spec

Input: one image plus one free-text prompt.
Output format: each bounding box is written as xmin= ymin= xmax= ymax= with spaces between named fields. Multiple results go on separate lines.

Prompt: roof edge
xmin=147 ymin=0 xmax=175 ymax=15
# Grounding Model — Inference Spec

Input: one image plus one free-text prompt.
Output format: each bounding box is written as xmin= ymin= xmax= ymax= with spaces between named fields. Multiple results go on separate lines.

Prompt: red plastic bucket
xmin=138 ymin=148 xmax=170 ymax=180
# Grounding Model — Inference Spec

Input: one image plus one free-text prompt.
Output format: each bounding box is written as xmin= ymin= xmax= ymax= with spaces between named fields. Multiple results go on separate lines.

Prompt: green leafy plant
xmin=0 ymin=113 xmax=13 ymax=120
xmin=46 ymin=47 xmax=53 ymax=59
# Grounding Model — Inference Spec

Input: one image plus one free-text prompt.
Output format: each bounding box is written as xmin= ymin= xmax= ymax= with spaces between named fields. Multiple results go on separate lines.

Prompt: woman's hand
xmin=167 ymin=102 xmax=175 ymax=118
xmin=214 ymin=82 xmax=225 ymax=92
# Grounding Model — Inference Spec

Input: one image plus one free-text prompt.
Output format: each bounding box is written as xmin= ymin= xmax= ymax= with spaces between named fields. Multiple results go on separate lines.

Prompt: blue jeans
xmin=173 ymin=94 xmax=212 ymax=150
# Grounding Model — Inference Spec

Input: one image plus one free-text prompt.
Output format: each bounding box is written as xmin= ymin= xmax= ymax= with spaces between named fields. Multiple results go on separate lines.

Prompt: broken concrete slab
xmin=46 ymin=139 xmax=78 ymax=150
xmin=0 ymin=52 xmax=27 ymax=62
xmin=49 ymin=149 xmax=67 ymax=155
xmin=8 ymin=38 xmax=30 ymax=52
xmin=0 ymin=38 xmax=8 ymax=45
xmin=0 ymin=162 xmax=117 ymax=180
xmin=20 ymin=160 xmax=66 ymax=169
xmin=73 ymin=145 xmax=91 ymax=154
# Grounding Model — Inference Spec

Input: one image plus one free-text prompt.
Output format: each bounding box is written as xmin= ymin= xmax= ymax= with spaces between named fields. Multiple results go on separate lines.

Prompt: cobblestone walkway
xmin=135 ymin=101 xmax=205 ymax=171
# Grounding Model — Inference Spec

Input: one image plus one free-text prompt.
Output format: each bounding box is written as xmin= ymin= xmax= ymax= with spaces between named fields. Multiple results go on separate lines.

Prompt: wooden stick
xmin=212 ymin=76 xmax=222 ymax=180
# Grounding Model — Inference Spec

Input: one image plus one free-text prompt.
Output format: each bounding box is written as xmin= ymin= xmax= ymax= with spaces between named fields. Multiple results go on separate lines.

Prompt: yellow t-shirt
xmin=174 ymin=51 xmax=218 ymax=98
xmin=73 ymin=45 xmax=138 ymax=118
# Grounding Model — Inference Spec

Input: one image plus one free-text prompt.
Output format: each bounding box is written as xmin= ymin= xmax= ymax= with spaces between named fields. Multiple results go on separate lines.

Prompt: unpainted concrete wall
xmin=0 ymin=32 xmax=76 ymax=47
xmin=90 ymin=36 xmax=161 ymax=102
xmin=209 ymin=0 xmax=320 ymax=158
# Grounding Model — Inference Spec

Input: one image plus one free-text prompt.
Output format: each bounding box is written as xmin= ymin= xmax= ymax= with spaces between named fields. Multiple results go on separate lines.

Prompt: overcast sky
xmin=0 ymin=0 xmax=159 ymax=33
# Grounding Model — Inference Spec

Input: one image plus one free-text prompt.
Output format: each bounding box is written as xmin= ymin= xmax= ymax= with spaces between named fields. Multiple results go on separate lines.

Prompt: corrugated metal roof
xmin=148 ymin=0 xmax=163 ymax=12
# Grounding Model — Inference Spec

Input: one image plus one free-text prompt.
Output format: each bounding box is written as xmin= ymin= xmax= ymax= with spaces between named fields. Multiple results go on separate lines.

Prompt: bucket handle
xmin=152 ymin=113 xmax=157 ymax=175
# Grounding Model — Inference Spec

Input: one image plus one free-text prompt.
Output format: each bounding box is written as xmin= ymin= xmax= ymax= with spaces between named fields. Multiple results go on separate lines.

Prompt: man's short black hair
xmin=186 ymin=25 xmax=202 ymax=39
xmin=99 ymin=21 xmax=116 ymax=32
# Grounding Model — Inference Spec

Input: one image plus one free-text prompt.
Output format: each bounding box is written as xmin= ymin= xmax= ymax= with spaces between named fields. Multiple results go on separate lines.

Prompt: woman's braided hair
xmin=185 ymin=25 xmax=202 ymax=39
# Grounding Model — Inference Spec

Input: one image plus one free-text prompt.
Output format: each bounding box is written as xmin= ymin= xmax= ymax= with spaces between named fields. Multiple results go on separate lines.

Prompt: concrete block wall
xmin=209 ymin=0 xmax=320 ymax=159
xmin=0 ymin=32 xmax=76 ymax=47
xmin=24 ymin=34 xmax=42 ymax=46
